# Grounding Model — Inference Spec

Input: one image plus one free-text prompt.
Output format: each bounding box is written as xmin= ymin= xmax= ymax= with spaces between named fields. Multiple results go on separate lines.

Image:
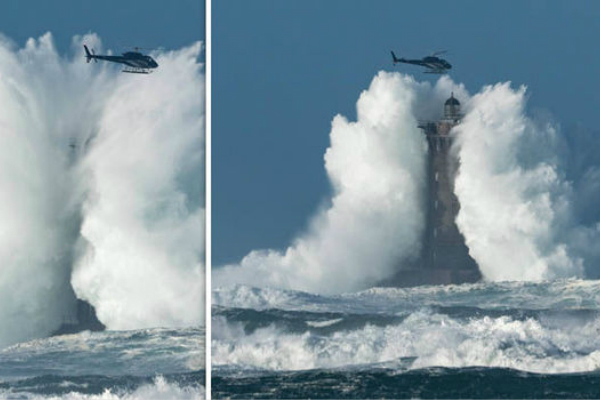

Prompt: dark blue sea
xmin=212 ymin=280 xmax=600 ymax=399
xmin=0 ymin=328 xmax=204 ymax=399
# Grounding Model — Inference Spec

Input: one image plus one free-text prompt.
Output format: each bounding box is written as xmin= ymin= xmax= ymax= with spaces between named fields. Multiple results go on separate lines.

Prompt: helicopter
xmin=83 ymin=45 xmax=158 ymax=74
xmin=390 ymin=50 xmax=451 ymax=74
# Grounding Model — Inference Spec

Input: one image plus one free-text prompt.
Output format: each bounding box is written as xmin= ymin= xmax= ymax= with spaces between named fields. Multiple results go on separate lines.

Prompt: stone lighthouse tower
xmin=388 ymin=93 xmax=481 ymax=287
xmin=417 ymin=93 xmax=481 ymax=284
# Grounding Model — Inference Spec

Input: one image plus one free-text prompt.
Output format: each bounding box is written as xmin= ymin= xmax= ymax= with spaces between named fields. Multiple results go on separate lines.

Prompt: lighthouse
xmin=388 ymin=93 xmax=481 ymax=287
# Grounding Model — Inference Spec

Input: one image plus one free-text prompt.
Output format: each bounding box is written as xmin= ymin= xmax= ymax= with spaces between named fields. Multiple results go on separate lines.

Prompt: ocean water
xmin=0 ymin=328 xmax=204 ymax=399
xmin=212 ymin=280 xmax=600 ymax=398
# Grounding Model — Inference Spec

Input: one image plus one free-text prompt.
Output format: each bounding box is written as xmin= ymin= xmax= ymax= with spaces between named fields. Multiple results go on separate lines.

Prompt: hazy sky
xmin=0 ymin=0 xmax=203 ymax=54
xmin=214 ymin=0 xmax=600 ymax=265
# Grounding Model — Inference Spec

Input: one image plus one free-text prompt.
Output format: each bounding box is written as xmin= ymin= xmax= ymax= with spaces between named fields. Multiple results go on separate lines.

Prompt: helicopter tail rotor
xmin=83 ymin=45 xmax=97 ymax=63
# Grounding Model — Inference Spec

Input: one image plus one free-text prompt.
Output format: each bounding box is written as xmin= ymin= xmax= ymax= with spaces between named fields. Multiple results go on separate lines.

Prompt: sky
xmin=0 ymin=0 xmax=204 ymax=55
xmin=213 ymin=0 xmax=600 ymax=265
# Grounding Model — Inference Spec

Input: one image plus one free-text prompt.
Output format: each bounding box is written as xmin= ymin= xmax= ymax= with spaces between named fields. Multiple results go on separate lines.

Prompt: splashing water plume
xmin=216 ymin=72 xmax=429 ymax=293
xmin=216 ymin=73 xmax=600 ymax=292
xmin=0 ymin=32 xmax=204 ymax=347
xmin=454 ymin=82 xmax=585 ymax=281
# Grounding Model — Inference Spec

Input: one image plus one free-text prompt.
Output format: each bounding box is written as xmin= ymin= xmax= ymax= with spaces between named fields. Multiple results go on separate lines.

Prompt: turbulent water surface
xmin=0 ymin=328 xmax=204 ymax=399
xmin=212 ymin=281 xmax=600 ymax=398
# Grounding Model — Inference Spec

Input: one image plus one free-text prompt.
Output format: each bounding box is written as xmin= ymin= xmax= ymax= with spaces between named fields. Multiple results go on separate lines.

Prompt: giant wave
xmin=215 ymin=72 xmax=600 ymax=293
xmin=0 ymin=32 xmax=204 ymax=348
xmin=213 ymin=71 xmax=600 ymax=398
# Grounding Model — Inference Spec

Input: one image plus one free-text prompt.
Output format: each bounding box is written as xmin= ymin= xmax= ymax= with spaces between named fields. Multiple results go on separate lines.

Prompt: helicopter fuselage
xmin=84 ymin=45 xmax=158 ymax=73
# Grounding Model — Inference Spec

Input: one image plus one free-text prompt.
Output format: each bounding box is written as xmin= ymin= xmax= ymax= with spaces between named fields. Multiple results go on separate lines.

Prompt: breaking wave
xmin=215 ymin=72 xmax=600 ymax=291
xmin=215 ymin=73 xmax=469 ymax=293
xmin=0 ymin=32 xmax=204 ymax=347
xmin=454 ymin=82 xmax=600 ymax=281
xmin=213 ymin=280 xmax=600 ymax=375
